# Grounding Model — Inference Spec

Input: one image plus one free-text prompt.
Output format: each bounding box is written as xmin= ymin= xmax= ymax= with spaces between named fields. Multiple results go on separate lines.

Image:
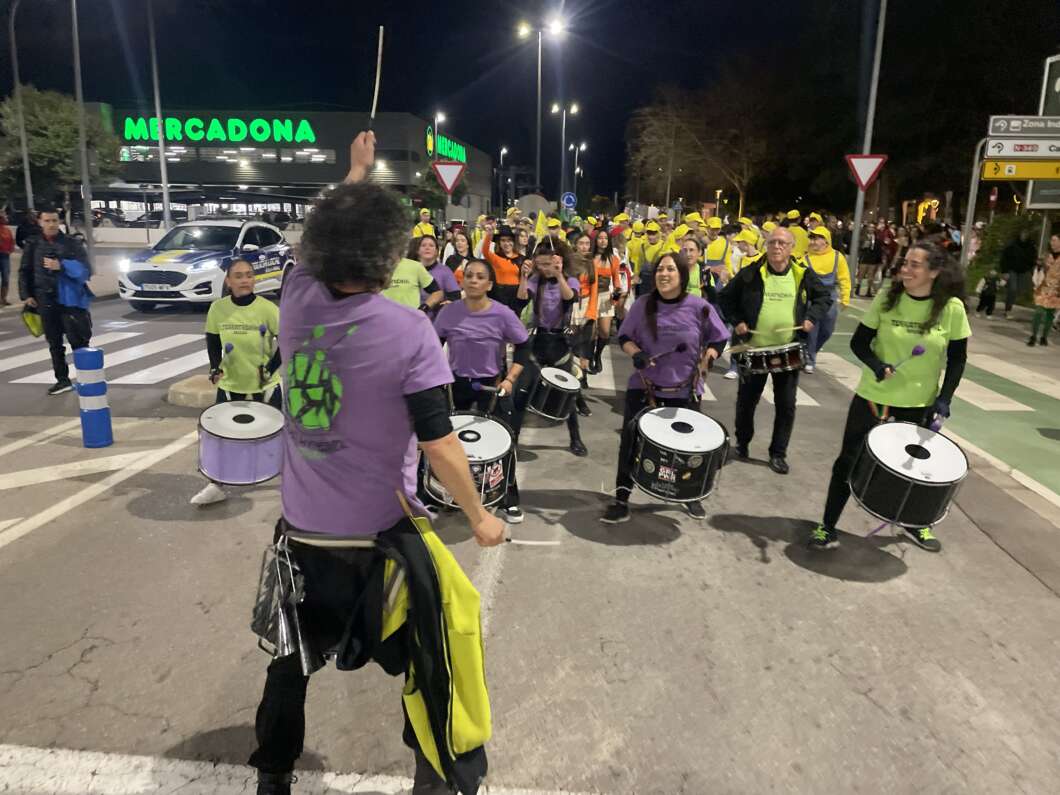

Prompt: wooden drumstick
xmin=647 ymin=341 xmax=688 ymax=365
xmin=368 ymin=26 xmax=384 ymax=129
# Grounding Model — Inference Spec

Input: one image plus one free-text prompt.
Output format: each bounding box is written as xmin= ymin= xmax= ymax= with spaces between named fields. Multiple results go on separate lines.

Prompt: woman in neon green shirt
xmin=811 ymin=243 xmax=970 ymax=552
xmin=191 ymin=259 xmax=281 ymax=505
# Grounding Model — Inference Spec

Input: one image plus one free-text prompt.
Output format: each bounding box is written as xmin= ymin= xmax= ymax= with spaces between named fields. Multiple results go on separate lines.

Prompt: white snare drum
xmin=631 ymin=407 xmax=728 ymax=503
xmin=527 ymin=366 xmax=581 ymax=421
xmin=198 ymin=401 xmax=284 ymax=485
xmin=849 ymin=421 xmax=968 ymax=528
xmin=735 ymin=341 xmax=806 ymax=375
xmin=423 ymin=412 xmax=514 ymax=507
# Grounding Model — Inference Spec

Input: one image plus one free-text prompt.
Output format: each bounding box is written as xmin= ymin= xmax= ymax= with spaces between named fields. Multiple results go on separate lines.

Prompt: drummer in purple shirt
xmin=248 ymin=131 xmax=503 ymax=795
xmin=433 ymin=259 xmax=531 ymax=523
xmin=601 ymin=251 xmax=729 ymax=525
xmin=412 ymin=235 xmax=462 ymax=311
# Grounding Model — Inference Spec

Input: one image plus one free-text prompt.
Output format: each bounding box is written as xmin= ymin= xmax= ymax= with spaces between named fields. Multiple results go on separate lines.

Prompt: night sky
xmin=0 ymin=0 xmax=799 ymax=200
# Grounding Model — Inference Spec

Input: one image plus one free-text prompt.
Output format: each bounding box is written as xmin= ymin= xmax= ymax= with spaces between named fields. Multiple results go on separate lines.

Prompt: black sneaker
xmin=503 ymin=506 xmax=524 ymax=524
xmin=570 ymin=438 xmax=588 ymax=457
xmin=576 ymin=396 xmax=592 ymax=417
xmin=808 ymin=524 xmax=839 ymax=550
xmin=47 ymin=379 xmax=73 ymax=396
xmin=685 ymin=501 xmax=706 ymax=520
xmin=257 ymin=771 xmax=296 ymax=795
xmin=1027 ymin=336 xmax=1037 ymax=347
xmin=768 ymin=455 xmax=790 ymax=475
xmin=1040 ymin=337 xmax=1048 ymax=346
xmin=600 ymin=502 xmax=630 ymax=524
xmin=903 ymin=526 xmax=941 ymax=552
xmin=727 ymin=445 xmax=749 ymax=463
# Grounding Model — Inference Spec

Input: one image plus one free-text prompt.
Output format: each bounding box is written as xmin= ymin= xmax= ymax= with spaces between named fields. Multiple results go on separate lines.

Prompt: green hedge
xmin=966 ymin=214 xmax=1044 ymax=305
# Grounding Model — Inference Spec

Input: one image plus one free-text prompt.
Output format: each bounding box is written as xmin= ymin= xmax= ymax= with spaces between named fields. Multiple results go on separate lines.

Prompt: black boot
xmin=576 ymin=374 xmax=592 ymax=416
xmin=1040 ymin=336 xmax=1048 ymax=346
xmin=1027 ymin=335 xmax=1037 ymax=347
xmin=589 ymin=338 xmax=606 ymax=374
xmin=257 ymin=771 xmax=295 ymax=795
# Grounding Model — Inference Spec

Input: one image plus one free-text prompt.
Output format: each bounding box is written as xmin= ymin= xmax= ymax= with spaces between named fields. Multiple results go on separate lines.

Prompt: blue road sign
xmin=561 ymin=192 xmax=577 ymax=209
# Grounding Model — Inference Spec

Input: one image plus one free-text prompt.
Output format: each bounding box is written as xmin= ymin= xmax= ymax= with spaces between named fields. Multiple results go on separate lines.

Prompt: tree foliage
xmin=0 ymin=85 xmax=122 ymax=205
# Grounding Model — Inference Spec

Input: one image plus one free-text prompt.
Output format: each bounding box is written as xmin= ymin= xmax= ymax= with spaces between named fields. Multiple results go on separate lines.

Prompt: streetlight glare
xmin=570 ymin=103 xmax=579 ymax=115
xmin=568 ymin=143 xmax=575 ymax=151
xmin=517 ymin=21 xmax=531 ymax=38
xmin=501 ymin=146 xmax=508 ymax=155
xmin=547 ymin=18 xmax=565 ymax=36
xmin=436 ymin=112 xmax=446 ymax=124
xmin=551 ymin=103 xmax=560 ymax=114
xmin=580 ymin=142 xmax=587 ymax=151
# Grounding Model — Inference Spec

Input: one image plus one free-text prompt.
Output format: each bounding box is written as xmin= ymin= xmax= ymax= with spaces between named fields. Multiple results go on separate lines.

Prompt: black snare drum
xmin=849 ymin=421 xmax=968 ymax=528
xmin=631 ymin=407 xmax=728 ymax=503
xmin=423 ymin=412 xmax=514 ymax=507
xmin=735 ymin=342 xmax=806 ymax=376
xmin=527 ymin=366 xmax=581 ymax=421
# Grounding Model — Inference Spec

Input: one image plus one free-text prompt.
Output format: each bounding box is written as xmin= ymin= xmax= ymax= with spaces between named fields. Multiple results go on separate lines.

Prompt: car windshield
xmin=155 ymin=226 xmax=239 ymax=252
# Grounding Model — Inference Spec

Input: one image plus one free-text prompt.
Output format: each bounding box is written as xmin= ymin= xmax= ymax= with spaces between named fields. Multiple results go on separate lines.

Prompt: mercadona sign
xmin=122 ymin=115 xmax=317 ymax=145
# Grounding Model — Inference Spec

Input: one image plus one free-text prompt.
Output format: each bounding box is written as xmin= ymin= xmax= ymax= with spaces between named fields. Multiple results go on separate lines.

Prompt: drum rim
xmin=744 ymin=341 xmax=805 ymax=354
xmin=198 ymin=400 xmax=285 ymax=441
xmin=538 ymin=365 xmax=581 ymax=392
xmin=633 ymin=406 xmax=729 ymax=455
xmin=449 ymin=410 xmax=515 ymax=462
xmin=848 ymin=486 xmax=957 ymax=529
xmin=863 ymin=421 xmax=969 ymax=485
xmin=526 ymin=373 xmax=578 ymax=421
xmin=196 ymin=463 xmax=280 ymax=487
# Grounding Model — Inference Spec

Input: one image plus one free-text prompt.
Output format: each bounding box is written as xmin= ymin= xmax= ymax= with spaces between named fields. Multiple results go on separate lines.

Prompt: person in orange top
xmin=479 ymin=225 xmax=524 ymax=307
xmin=587 ymin=229 xmax=624 ymax=374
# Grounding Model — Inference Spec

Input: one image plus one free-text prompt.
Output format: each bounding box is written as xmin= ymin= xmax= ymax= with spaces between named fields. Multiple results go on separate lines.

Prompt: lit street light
xmin=570 ymin=141 xmax=586 ymax=198
xmin=433 ymin=111 xmax=446 ymax=161
xmin=498 ymin=146 xmax=509 ymax=209
xmin=517 ymin=18 xmax=566 ymax=191
xmin=551 ymin=101 xmax=579 ymax=199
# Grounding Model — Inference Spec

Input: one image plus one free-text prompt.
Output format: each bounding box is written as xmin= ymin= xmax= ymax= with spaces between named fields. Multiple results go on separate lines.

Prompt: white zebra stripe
xmin=13 ymin=333 xmax=201 ymax=384
xmin=0 ymin=332 xmax=141 ymax=374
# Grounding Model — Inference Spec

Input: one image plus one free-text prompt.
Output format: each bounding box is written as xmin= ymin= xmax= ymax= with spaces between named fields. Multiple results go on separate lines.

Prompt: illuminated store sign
xmin=425 ymin=125 xmax=466 ymax=163
xmin=122 ymin=115 xmax=317 ymax=145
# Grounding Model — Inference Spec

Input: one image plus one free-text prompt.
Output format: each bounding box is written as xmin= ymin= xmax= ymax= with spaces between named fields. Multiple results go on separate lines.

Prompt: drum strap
xmin=867 ymin=401 xmax=890 ymax=423
xmin=638 ymin=370 xmax=698 ymax=408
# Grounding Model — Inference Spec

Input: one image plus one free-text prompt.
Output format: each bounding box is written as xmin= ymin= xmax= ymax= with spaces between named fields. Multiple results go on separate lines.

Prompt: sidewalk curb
xmin=166 ymin=375 xmax=214 ymax=409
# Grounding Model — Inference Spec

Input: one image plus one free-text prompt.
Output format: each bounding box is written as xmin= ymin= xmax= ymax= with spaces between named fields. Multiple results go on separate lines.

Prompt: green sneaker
xmin=903 ymin=526 xmax=941 ymax=552
xmin=808 ymin=524 xmax=839 ymax=550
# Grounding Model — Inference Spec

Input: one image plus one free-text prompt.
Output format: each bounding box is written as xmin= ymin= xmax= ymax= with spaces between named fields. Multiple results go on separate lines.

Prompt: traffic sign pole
xmin=960 ymin=137 xmax=987 ymax=268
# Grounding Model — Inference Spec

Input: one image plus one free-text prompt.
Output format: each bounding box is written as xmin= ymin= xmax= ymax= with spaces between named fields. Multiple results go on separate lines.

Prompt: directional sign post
xmin=981 ymin=160 xmax=1060 ymax=181
xmin=431 ymin=160 xmax=466 ymax=196
xmin=986 ymin=139 xmax=1060 ymax=158
xmin=988 ymin=115 xmax=1060 ymax=137
xmin=561 ymin=191 xmax=577 ymax=210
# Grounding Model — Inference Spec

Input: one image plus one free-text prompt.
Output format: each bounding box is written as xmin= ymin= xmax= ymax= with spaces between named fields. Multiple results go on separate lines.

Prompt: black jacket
xmin=718 ymin=254 xmax=833 ymax=338
xmin=19 ymin=232 xmax=91 ymax=301
xmin=999 ymin=238 xmax=1036 ymax=275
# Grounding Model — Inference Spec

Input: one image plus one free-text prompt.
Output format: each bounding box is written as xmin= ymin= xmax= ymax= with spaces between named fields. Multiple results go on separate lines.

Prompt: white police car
xmin=117 ymin=220 xmax=294 ymax=310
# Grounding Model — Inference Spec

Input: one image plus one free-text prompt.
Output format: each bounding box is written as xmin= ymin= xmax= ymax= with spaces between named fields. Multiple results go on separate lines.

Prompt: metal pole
xmin=559 ymin=109 xmax=566 ymax=201
xmin=9 ymin=0 xmax=33 ymax=210
xmin=573 ymin=148 xmax=579 ymax=197
xmin=70 ymin=0 xmax=95 ymax=267
xmin=848 ymin=0 xmax=887 ymax=272
xmin=960 ymin=138 xmax=987 ymax=268
xmin=147 ymin=0 xmax=171 ymax=229
xmin=535 ymin=31 xmax=542 ymax=192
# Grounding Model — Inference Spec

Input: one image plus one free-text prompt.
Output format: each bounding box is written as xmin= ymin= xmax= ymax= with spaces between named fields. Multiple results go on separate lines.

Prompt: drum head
xmin=199 ymin=401 xmax=284 ymax=440
xmin=637 ymin=407 xmax=725 ymax=454
xmin=451 ymin=413 xmax=512 ymax=462
xmin=540 ymin=366 xmax=580 ymax=391
xmin=866 ymin=421 xmax=968 ymax=484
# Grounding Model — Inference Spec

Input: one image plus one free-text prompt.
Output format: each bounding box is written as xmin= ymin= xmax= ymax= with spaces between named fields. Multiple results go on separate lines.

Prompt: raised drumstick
xmin=368 ymin=26 xmax=384 ymax=129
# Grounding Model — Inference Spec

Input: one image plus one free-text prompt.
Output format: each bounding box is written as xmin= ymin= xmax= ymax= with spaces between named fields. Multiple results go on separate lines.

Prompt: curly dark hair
xmin=882 ymin=242 xmax=966 ymax=333
xmin=299 ymin=182 xmax=409 ymax=289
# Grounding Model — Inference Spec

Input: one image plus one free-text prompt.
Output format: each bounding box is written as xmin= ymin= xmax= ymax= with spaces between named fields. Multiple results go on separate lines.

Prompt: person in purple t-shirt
xmin=433 ymin=259 xmax=531 ymax=523
xmin=248 ymin=131 xmax=503 ymax=795
xmin=411 ymin=235 xmax=462 ymax=310
xmin=512 ymin=241 xmax=589 ymax=456
xmin=601 ymin=251 xmax=729 ymax=525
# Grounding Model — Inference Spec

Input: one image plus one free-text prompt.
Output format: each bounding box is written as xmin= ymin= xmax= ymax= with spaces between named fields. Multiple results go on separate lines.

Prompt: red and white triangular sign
xmin=845 ymin=154 xmax=888 ymax=191
xmin=432 ymin=160 xmax=467 ymax=195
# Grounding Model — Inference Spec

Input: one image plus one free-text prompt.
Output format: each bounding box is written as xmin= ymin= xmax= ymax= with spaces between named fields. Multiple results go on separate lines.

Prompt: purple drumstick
xmin=893 ymin=344 xmax=926 ymax=370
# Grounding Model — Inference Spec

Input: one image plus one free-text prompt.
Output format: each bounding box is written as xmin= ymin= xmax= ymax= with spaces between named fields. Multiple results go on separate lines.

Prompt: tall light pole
xmin=498 ymin=146 xmax=508 ymax=210
xmin=570 ymin=141 xmax=586 ymax=197
xmin=70 ymin=0 xmax=95 ymax=266
xmin=9 ymin=0 xmax=33 ymax=210
xmin=433 ymin=111 xmax=446 ymax=162
xmin=518 ymin=18 xmax=565 ymax=193
xmin=146 ymin=0 xmax=172 ymax=229
xmin=551 ymin=101 xmax=578 ymax=199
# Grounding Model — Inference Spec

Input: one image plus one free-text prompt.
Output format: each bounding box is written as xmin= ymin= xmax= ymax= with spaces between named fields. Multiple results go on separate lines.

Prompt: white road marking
xmin=0 ymin=430 xmax=198 ymax=551
xmin=110 ymin=350 xmax=210 ymax=385
xmin=13 ymin=333 xmax=202 ymax=384
xmin=0 ymin=743 xmax=593 ymax=795
xmin=0 ymin=419 xmax=82 ymax=457
xmin=967 ymin=354 xmax=1060 ymax=403
xmin=948 ymin=379 xmax=1033 ymax=411
xmin=591 ymin=344 xmax=619 ymax=392
xmin=0 ymin=334 xmax=41 ymax=353
xmin=816 ymin=352 xmax=862 ymax=390
xmin=0 ymin=452 xmax=148 ymax=491
xmin=0 ymin=518 xmax=22 ymax=534
xmin=0 ymin=332 xmax=141 ymax=374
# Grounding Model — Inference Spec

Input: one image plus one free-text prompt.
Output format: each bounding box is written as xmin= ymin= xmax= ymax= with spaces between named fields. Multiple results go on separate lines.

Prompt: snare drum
xmin=527 ymin=366 xmax=581 ymax=421
xmin=735 ymin=341 xmax=806 ymax=375
xmin=849 ymin=421 xmax=968 ymax=528
xmin=423 ymin=412 xmax=514 ymax=507
xmin=631 ymin=407 xmax=728 ymax=503
xmin=198 ymin=401 xmax=285 ymax=485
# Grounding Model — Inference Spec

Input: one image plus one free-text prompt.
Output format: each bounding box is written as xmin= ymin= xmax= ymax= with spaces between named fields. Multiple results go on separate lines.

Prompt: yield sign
xmin=432 ymin=160 xmax=467 ymax=195
xmin=845 ymin=154 xmax=888 ymax=191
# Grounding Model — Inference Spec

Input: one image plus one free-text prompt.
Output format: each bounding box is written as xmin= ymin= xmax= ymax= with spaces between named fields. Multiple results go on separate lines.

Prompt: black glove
xmin=418 ymin=303 xmax=430 ymax=314
xmin=923 ymin=398 xmax=950 ymax=429
xmin=632 ymin=351 xmax=650 ymax=370
xmin=874 ymin=363 xmax=894 ymax=382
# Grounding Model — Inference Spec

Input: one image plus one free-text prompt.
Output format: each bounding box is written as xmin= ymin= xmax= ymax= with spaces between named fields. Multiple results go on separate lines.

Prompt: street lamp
xmin=551 ymin=101 xmax=578 ymax=199
xmin=433 ymin=111 xmax=446 ymax=161
xmin=8 ymin=0 xmax=33 ymax=210
xmin=70 ymin=0 xmax=96 ymax=267
xmin=146 ymin=0 xmax=172 ymax=229
xmin=570 ymin=141 xmax=586 ymax=198
xmin=498 ymin=146 xmax=508 ymax=209
xmin=517 ymin=18 xmax=566 ymax=192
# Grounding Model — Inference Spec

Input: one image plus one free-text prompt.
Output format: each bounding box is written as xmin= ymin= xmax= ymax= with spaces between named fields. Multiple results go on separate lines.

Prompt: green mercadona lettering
xmin=123 ymin=115 xmax=317 ymax=145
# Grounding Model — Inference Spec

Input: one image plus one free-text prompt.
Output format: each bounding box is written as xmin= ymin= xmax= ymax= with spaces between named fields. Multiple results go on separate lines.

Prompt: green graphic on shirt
xmin=286 ymin=323 xmax=356 ymax=431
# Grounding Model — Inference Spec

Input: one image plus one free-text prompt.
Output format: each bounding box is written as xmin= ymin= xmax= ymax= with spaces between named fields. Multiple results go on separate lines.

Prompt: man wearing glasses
xmin=718 ymin=227 xmax=832 ymax=474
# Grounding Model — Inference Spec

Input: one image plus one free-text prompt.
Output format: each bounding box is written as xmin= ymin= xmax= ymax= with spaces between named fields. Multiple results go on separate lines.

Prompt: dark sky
xmin=0 ymin=0 xmax=797 ymax=199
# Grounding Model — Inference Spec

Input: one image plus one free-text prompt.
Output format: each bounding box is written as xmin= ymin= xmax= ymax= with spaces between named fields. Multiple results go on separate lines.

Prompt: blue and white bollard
xmin=73 ymin=347 xmax=113 ymax=448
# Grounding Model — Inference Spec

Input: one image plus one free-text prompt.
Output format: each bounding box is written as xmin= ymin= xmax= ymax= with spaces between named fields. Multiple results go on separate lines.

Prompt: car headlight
xmin=187 ymin=258 xmax=220 ymax=273
xmin=118 ymin=258 xmax=130 ymax=273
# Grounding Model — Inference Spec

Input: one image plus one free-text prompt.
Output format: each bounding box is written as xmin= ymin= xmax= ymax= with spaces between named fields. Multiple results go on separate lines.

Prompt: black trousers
xmin=39 ymin=299 xmax=91 ymax=382
xmin=451 ymin=375 xmax=520 ymax=508
xmin=513 ymin=331 xmax=581 ymax=442
xmin=615 ymin=389 xmax=698 ymax=501
xmin=734 ymin=369 xmax=799 ymax=457
xmin=976 ymin=293 xmax=996 ymax=315
xmin=821 ymin=396 xmax=931 ymax=529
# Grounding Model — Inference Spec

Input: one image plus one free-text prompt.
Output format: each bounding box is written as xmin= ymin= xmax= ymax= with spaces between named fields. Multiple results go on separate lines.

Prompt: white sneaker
xmin=724 ymin=370 xmax=738 ymax=380
xmin=804 ymin=365 xmax=815 ymax=374
xmin=974 ymin=312 xmax=981 ymax=318
xmin=190 ymin=481 xmax=227 ymax=505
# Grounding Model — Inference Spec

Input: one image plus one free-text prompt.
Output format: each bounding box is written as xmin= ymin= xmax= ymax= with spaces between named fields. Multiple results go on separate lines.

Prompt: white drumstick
xmin=368 ymin=26 xmax=384 ymax=128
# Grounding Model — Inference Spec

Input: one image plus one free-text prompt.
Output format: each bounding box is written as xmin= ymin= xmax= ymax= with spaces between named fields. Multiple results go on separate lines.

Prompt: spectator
xmin=15 ymin=209 xmax=38 ymax=249
xmin=0 ymin=211 xmax=13 ymax=305
xmin=1000 ymin=229 xmax=1037 ymax=320
xmin=1028 ymin=234 xmax=1060 ymax=346
xmin=974 ymin=270 xmax=1002 ymax=319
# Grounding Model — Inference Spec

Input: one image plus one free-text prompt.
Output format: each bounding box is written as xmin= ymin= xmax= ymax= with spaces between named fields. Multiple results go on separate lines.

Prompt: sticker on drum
xmin=424 ymin=412 xmax=514 ymax=508
xmin=631 ymin=407 xmax=729 ymax=503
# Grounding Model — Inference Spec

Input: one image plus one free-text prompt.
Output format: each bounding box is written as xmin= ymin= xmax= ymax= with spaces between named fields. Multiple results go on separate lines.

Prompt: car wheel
xmin=129 ymin=300 xmax=156 ymax=312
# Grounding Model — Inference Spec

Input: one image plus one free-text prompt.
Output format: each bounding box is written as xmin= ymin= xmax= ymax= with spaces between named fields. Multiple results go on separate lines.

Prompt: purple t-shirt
xmin=434 ymin=299 xmax=529 ymax=379
xmin=279 ymin=263 xmax=453 ymax=536
xmin=426 ymin=261 xmax=460 ymax=299
xmin=621 ymin=294 xmax=729 ymax=395
xmin=526 ymin=275 xmax=580 ymax=329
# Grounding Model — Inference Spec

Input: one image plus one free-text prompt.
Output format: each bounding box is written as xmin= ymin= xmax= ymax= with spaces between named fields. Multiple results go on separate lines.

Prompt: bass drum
xmin=631 ymin=407 xmax=728 ymax=503
xmin=423 ymin=412 xmax=514 ymax=508
xmin=198 ymin=401 xmax=285 ymax=485
xmin=849 ymin=421 xmax=968 ymax=528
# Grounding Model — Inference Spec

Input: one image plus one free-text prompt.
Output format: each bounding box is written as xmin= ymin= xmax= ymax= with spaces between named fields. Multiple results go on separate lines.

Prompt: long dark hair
xmin=644 ymin=251 xmax=691 ymax=340
xmin=530 ymin=239 xmax=573 ymax=323
xmin=883 ymin=242 xmax=965 ymax=333
xmin=593 ymin=229 xmax=613 ymax=261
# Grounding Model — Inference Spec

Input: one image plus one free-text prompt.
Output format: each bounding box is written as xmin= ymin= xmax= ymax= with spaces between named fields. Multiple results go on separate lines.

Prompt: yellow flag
xmin=534 ymin=211 xmax=549 ymax=241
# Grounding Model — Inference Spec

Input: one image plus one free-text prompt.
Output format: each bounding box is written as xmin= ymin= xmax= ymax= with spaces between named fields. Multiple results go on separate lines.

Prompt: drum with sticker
xmin=631 ymin=407 xmax=728 ymax=503
xmin=423 ymin=412 xmax=515 ymax=507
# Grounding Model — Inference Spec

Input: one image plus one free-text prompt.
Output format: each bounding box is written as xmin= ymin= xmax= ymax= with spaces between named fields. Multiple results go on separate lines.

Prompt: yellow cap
xmin=614 ymin=212 xmax=630 ymax=222
xmin=645 ymin=221 xmax=661 ymax=232
xmin=572 ymin=215 xmax=582 ymax=224
xmin=736 ymin=229 xmax=758 ymax=245
xmin=706 ymin=216 xmax=722 ymax=230
xmin=547 ymin=218 xmax=561 ymax=228
xmin=762 ymin=221 xmax=778 ymax=232
xmin=586 ymin=216 xmax=598 ymax=226
xmin=684 ymin=212 xmax=703 ymax=224
xmin=809 ymin=225 xmax=832 ymax=244
xmin=632 ymin=220 xmax=645 ymax=233
xmin=476 ymin=214 xmax=486 ymax=222
xmin=674 ymin=223 xmax=690 ymax=238
xmin=506 ymin=207 xmax=519 ymax=216
xmin=657 ymin=212 xmax=669 ymax=220
xmin=786 ymin=209 xmax=800 ymax=220
xmin=419 ymin=208 xmax=431 ymax=216
xmin=738 ymin=216 xmax=753 ymax=226
xmin=808 ymin=212 xmax=823 ymax=224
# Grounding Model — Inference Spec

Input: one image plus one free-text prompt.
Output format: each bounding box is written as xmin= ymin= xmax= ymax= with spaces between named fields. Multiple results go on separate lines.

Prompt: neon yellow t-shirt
xmin=789 ymin=226 xmax=810 ymax=258
xmin=411 ymin=221 xmax=435 ymax=238
xmin=205 ymin=295 xmax=280 ymax=394
xmin=856 ymin=294 xmax=971 ymax=408
xmin=752 ymin=268 xmax=797 ymax=348
xmin=383 ymin=258 xmax=435 ymax=308
xmin=705 ymin=237 xmax=732 ymax=277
